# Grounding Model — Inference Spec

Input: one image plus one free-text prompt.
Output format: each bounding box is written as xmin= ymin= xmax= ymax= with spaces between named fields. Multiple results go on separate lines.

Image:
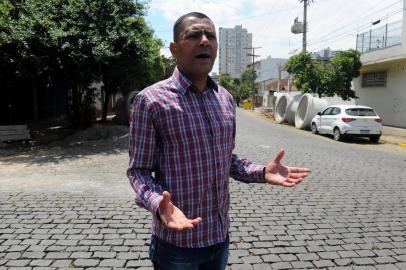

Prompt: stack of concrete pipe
xmin=272 ymin=92 xmax=284 ymax=111
xmin=294 ymin=94 xmax=355 ymax=129
xmin=272 ymin=92 xmax=355 ymax=129
xmin=274 ymin=93 xmax=289 ymax=123
xmin=285 ymin=93 xmax=303 ymax=125
xmin=274 ymin=92 xmax=302 ymax=124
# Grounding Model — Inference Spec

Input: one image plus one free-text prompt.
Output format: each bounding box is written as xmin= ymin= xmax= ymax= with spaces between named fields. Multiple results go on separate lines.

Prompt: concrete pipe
xmin=272 ymin=92 xmax=284 ymax=111
xmin=295 ymin=94 xmax=328 ymax=129
xmin=295 ymin=94 xmax=357 ymax=129
xmin=285 ymin=93 xmax=303 ymax=125
xmin=274 ymin=93 xmax=290 ymax=123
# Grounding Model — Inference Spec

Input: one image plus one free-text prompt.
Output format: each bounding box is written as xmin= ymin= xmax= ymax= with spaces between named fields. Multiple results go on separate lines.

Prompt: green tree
xmin=0 ymin=0 xmax=164 ymax=126
xmin=161 ymin=55 xmax=177 ymax=79
xmin=219 ymin=74 xmax=250 ymax=106
xmin=285 ymin=50 xmax=361 ymax=100
xmin=329 ymin=49 xmax=361 ymax=100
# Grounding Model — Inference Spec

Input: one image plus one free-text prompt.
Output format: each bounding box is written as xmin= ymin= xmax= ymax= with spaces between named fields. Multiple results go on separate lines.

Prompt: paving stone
xmin=126 ymin=260 xmax=153 ymax=267
xmin=252 ymin=264 xmax=271 ymax=270
xmin=44 ymin=252 xmax=71 ymax=259
xmin=395 ymin=263 xmax=406 ymax=269
xmin=269 ymin=262 xmax=292 ymax=270
xmin=73 ymin=259 xmax=100 ymax=267
xmin=6 ymin=260 xmax=30 ymax=267
xmin=21 ymin=252 xmax=45 ymax=259
xmin=313 ymin=260 xmax=335 ymax=268
xmin=29 ymin=260 xmax=52 ymax=267
xmin=50 ymin=260 xmax=72 ymax=268
xmin=70 ymin=252 xmax=92 ymax=259
xmin=5 ymin=253 xmax=21 ymax=260
xmin=228 ymin=256 xmax=243 ymax=264
xmin=93 ymin=251 xmax=116 ymax=259
xmin=318 ymin=251 xmax=340 ymax=259
xmin=241 ymin=256 xmax=262 ymax=264
xmin=98 ymin=259 xmax=126 ymax=267
xmin=373 ymin=256 xmax=397 ymax=264
xmin=375 ymin=264 xmax=402 ymax=270
xmin=278 ymin=254 xmax=297 ymax=262
xmin=394 ymin=255 xmax=406 ymax=261
xmin=261 ymin=254 xmax=280 ymax=263
xmin=334 ymin=258 xmax=352 ymax=266
xmin=291 ymin=261 xmax=314 ymax=268
xmin=229 ymin=264 xmax=252 ymax=270
xmin=296 ymin=252 xmax=319 ymax=261
xmin=356 ymin=249 xmax=377 ymax=257
xmin=352 ymin=257 xmax=376 ymax=265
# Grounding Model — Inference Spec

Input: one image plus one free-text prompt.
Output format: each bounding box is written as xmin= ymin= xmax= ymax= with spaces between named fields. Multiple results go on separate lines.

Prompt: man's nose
xmin=199 ymin=34 xmax=210 ymax=46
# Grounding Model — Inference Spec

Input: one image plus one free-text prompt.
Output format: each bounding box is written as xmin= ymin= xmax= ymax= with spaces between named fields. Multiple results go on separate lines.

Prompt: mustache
xmin=194 ymin=49 xmax=212 ymax=57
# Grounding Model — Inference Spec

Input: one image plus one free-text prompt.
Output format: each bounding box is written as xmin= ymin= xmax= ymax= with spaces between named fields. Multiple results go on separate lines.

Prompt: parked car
xmin=311 ymin=105 xmax=382 ymax=142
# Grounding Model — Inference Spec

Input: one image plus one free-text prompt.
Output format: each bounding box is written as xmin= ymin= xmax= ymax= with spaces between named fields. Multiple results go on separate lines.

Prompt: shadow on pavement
xmin=317 ymin=134 xmax=383 ymax=145
xmin=0 ymin=124 xmax=129 ymax=165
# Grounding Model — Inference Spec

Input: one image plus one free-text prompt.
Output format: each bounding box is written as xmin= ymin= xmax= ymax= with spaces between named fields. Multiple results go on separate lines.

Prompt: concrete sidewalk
xmin=254 ymin=107 xmax=406 ymax=147
xmin=381 ymin=125 xmax=406 ymax=146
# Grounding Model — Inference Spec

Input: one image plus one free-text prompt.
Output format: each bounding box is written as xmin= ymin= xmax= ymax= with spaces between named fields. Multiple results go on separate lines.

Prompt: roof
xmin=327 ymin=104 xmax=373 ymax=109
xmin=265 ymin=78 xmax=298 ymax=91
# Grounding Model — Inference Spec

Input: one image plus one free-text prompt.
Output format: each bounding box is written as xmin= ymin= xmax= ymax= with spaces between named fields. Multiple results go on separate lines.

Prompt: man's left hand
xmin=264 ymin=149 xmax=310 ymax=187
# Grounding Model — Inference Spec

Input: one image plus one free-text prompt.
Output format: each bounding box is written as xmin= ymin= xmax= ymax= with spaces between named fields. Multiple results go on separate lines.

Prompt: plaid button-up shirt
xmin=128 ymin=68 xmax=265 ymax=248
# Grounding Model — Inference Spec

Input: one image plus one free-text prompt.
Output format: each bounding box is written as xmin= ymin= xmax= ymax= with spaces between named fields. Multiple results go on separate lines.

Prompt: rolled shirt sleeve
xmin=230 ymin=154 xmax=266 ymax=183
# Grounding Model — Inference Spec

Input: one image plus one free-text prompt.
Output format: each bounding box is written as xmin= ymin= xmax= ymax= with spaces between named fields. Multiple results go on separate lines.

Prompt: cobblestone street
xmin=1 ymin=109 xmax=406 ymax=270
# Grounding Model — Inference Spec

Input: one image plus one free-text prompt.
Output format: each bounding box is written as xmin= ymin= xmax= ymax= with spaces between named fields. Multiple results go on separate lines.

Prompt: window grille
xmin=362 ymin=71 xmax=387 ymax=87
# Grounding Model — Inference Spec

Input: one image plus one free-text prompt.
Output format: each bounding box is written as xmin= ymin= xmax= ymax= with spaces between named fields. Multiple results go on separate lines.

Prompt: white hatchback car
xmin=311 ymin=105 xmax=382 ymax=142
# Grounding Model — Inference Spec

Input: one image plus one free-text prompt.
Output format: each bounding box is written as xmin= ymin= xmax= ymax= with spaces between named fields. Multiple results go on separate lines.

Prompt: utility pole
xmin=245 ymin=47 xmax=261 ymax=110
xmin=303 ymin=0 xmax=308 ymax=52
xmin=291 ymin=1 xmax=312 ymax=52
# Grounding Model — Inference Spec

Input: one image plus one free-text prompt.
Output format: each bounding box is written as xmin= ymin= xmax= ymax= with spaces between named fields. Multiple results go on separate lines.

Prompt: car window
xmin=331 ymin=107 xmax=341 ymax=115
xmin=322 ymin=107 xmax=333 ymax=115
xmin=345 ymin=108 xmax=377 ymax=116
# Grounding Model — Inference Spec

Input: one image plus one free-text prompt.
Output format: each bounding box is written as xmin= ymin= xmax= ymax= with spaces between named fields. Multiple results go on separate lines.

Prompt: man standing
xmin=128 ymin=12 xmax=310 ymax=270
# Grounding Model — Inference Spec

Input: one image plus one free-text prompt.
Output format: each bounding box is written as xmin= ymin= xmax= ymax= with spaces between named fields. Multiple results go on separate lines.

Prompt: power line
xmin=307 ymin=8 xmax=403 ymax=51
xmin=244 ymin=47 xmax=261 ymax=110
xmin=308 ymin=0 xmax=402 ymax=46
xmin=309 ymin=0 xmax=401 ymax=35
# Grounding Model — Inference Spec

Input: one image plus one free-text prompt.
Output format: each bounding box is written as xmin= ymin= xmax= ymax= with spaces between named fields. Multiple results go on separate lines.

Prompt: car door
xmin=319 ymin=107 xmax=333 ymax=133
xmin=326 ymin=107 xmax=341 ymax=134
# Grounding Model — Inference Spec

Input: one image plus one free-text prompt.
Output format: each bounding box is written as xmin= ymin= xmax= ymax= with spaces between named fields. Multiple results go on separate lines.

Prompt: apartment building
xmin=219 ymin=25 xmax=252 ymax=77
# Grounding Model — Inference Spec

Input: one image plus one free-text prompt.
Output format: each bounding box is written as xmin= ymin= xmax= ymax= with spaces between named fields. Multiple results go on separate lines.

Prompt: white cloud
xmin=149 ymin=0 xmax=404 ymax=73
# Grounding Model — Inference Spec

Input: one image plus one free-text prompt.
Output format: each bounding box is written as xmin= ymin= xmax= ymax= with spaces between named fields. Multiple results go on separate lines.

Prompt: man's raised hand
xmin=264 ymin=149 xmax=311 ymax=187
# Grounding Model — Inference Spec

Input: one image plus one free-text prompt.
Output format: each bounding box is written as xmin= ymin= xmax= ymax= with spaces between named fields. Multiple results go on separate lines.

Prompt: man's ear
xmin=169 ymin=42 xmax=177 ymax=58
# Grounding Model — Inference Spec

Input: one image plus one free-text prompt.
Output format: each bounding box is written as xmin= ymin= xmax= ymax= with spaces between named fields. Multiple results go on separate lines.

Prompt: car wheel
xmin=311 ymin=123 xmax=318 ymax=134
xmin=369 ymin=135 xmax=380 ymax=143
xmin=333 ymin=128 xmax=342 ymax=141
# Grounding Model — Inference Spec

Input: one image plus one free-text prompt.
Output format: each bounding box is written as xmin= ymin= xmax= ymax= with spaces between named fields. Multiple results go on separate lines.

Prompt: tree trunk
xmin=71 ymin=85 xmax=83 ymax=126
xmin=32 ymin=79 xmax=39 ymax=121
xmin=101 ymin=90 xmax=111 ymax=123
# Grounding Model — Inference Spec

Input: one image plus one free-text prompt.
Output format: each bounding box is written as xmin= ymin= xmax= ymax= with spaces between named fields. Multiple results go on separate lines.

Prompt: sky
xmin=144 ymin=0 xmax=404 ymax=74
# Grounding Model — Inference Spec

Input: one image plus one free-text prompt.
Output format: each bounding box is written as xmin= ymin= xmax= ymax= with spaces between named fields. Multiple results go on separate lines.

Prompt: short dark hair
xmin=173 ymin=12 xmax=212 ymax=42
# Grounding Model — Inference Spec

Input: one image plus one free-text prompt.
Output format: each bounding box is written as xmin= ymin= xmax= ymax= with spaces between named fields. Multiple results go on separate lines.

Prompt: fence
xmin=356 ymin=20 xmax=402 ymax=53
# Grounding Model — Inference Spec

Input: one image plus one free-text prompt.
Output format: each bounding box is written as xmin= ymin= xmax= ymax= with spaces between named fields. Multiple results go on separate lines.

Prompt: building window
xmin=362 ymin=71 xmax=387 ymax=87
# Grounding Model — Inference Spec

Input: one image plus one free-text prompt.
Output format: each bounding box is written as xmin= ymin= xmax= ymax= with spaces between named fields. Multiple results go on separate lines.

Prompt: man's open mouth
xmin=195 ymin=53 xmax=210 ymax=59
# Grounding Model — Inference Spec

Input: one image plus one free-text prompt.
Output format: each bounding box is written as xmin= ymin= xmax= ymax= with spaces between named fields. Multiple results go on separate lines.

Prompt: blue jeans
xmin=149 ymin=235 xmax=229 ymax=270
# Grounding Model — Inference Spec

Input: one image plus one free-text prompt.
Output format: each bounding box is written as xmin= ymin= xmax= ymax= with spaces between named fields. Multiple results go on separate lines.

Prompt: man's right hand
xmin=158 ymin=191 xmax=202 ymax=231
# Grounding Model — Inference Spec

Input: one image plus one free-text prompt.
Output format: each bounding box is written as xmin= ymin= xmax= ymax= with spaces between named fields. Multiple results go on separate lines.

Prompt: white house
xmin=353 ymin=0 xmax=406 ymax=128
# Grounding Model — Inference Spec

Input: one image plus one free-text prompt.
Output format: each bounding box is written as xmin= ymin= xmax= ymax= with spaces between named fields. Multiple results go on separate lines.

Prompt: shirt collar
xmin=171 ymin=67 xmax=218 ymax=95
